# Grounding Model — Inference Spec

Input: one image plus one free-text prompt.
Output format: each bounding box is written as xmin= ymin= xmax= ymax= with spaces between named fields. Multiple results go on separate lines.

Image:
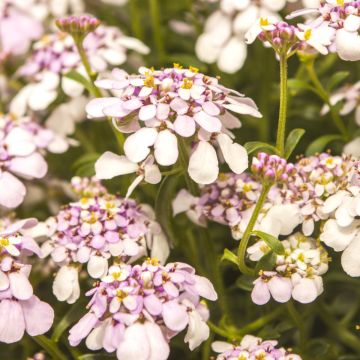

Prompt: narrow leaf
xmin=252 ymin=230 xmax=285 ymax=255
xmin=305 ymin=134 xmax=343 ymax=156
xmin=284 ymin=128 xmax=305 ymax=159
xmin=64 ymin=70 xmax=96 ymax=96
xmin=221 ymin=248 xmax=238 ymax=266
xmin=244 ymin=141 xmax=279 ymax=155
xmin=255 ymin=251 xmax=277 ymax=273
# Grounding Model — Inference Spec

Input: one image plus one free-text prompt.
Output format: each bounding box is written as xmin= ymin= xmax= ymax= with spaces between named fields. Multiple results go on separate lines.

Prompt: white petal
xmin=154 ymin=130 xmax=179 ymax=166
xmin=124 ymin=128 xmax=158 ymax=163
xmin=342 ymin=234 xmax=360 ymax=277
xmin=95 ymin=152 xmax=138 ymax=179
xmin=87 ymin=256 xmax=108 ymax=279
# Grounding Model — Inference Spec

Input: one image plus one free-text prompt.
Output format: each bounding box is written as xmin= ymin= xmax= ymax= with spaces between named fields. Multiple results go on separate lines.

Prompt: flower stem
xmin=149 ymin=0 xmax=165 ymax=64
xmin=237 ymin=183 xmax=271 ymax=276
xmin=305 ymin=60 xmax=349 ymax=139
xmin=276 ymin=53 xmax=288 ymax=156
xmin=286 ymin=301 xmax=306 ymax=352
xmin=129 ymin=0 xmax=144 ymax=41
xmin=32 ymin=335 xmax=68 ymax=360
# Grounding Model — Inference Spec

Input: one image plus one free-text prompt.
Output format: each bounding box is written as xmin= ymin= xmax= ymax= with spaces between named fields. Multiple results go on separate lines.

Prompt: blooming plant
xmin=0 ymin=0 xmax=359 ymax=359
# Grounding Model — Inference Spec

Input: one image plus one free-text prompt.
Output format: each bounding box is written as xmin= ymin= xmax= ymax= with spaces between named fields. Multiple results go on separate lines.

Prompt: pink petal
xmin=170 ymin=97 xmax=189 ymax=115
xmin=202 ymin=102 xmax=220 ymax=116
xmin=10 ymin=153 xmax=47 ymax=179
xmin=0 ymin=300 xmax=25 ymax=343
xmin=154 ymin=130 xmax=179 ymax=166
xmin=251 ymin=280 xmax=270 ymax=305
xmin=194 ymin=111 xmax=222 ymax=133
xmin=9 ymin=271 xmax=33 ymax=300
xmin=139 ymin=104 xmax=157 ymax=121
xmin=0 ymin=171 xmax=26 ymax=208
xmin=162 ymin=301 xmax=188 ymax=331
xmin=173 ymin=115 xmax=196 ymax=137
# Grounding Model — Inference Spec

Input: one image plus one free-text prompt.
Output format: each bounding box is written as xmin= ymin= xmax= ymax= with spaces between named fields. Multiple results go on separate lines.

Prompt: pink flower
xmin=87 ymin=65 xmax=262 ymax=185
xmin=68 ymin=259 xmax=217 ymax=359
xmin=0 ymin=114 xmax=55 ymax=208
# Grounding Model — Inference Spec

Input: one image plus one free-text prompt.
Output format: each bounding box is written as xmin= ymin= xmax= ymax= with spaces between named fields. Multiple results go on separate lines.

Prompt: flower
xmin=0 ymin=1 xmax=43 ymax=57
xmin=0 ymin=217 xmax=54 ymax=343
xmin=87 ymin=65 xmax=262 ymax=185
xmin=42 ymin=179 xmax=169 ymax=303
xmin=56 ymin=14 xmax=101 ymax=39
xmin=212 ymin=335 xmax=302 ymax=359
xmin=68 ymin=259 xmax=217 ymax=359
xmin=0 ymin=113 xmax=59 ymax=208
xmin=12 ymin=23 xmax=149 ymax=113
xmin=249 ymin=232 xmax=329 ymax=304
xmin=195 ymin=0 xmax=296 ymax=73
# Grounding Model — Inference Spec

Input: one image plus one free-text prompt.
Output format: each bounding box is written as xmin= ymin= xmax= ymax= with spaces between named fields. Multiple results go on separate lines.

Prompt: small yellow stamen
xmin=304 ymin=29 xmax=312 ymax=41
xmin=337 ymin=0 xmax=344 ymax=5
xmin=80 ymin=197 xmax=88 ymax=205
xmin=0 ymin=237 xmax=9 ymax=247
xmin=260 ymin=17 xmax=269 ymax=27
xmin=112 ymin=271 xmax=122 ymax=280
xmin=144 ymin=73 xmax=155 ymax=88
xmin=146 ymin=257 xmax=159 ymax=266
xmin=181 ymin=78 xmax=193 ymax=89
xmin=243 ymin=183 xmax=253 ymax=192
xmin=173 ymin=63 xmax=183 ymax=69
xmin=189 ymin=66 xmax=199 ymax=73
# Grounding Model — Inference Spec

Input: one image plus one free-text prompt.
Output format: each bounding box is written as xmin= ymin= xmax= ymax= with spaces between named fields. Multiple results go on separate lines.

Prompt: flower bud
xmin=56 ymin=15 xmax=100 ymax=40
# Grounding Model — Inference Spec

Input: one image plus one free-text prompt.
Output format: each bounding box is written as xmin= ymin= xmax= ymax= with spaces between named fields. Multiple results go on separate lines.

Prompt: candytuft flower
xmin=68 ymin=259 xmax=217 ymax=359
xmin=56 ymin=15 xmax=101 ymax=40
xmin=88 ymin=65 xmax=262 ymax=186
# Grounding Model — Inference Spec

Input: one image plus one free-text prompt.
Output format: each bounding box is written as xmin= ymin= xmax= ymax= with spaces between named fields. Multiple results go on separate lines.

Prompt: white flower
xmin=335 ymin=15 xmax=360 ymax=61
xmin=53 ymin=265 xmax=80 ymax=304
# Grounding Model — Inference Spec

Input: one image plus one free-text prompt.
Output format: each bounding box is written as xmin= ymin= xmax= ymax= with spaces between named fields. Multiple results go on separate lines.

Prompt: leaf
xmin=235 ymin=275 xmax=253 ymax=292
xmin=155 ymin=175 xmax=180 ymax=245
xmin=64 ymin=70 xmax=97 ymax=96
xmin=284 ymin=128 xmax=305 ymax=159
xmin=32 ymin=335 xmax=67 ymax=360
xmin=244 ymin=141 xmax=279 ymax=155
xmin=288 ymin=79 xmax=315 ymax=94
xmin=305 ymin=134 xmax=344 ymax=156
xmin=221 ymin=248 xmax=238 ymax=266
xmin=326 ymin=71 xmax=349 ymax=92
xmin=51 ymin=298 xmax=87 ymax=342
xmin=72 ymin=153 xmax=100 ymax=171
xmin=255 ymin=251 xmax=277 ymax=273
xmin=252 ymin=230 xmax=285 ymax=255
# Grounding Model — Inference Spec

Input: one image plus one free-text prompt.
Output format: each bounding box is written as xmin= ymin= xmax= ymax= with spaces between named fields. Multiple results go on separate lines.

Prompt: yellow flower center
xmin=243 ymin=183 xmax=253 ymax=192
xmin=144 ymin=74 xmax=155 ymax=88
xmin=146 ymin=257 xmax=159 ymax=266
xmin=116 ymin=289 xmax=127 ymax=300
xmin=87 ymin=212 xmax=98 ymax=224
xmin=304 ymin=29 xmax=312 ymax=41
xmin=112 ymin=271 xmax=122 ymax=280
xmin=337 ymin=0 xmax=344 ymax=5
xmin=80 ymin=197 xmax=88 ymax=205
xmin=181 ymin=78 xmax=193 ymax=89
xmin=0 ymin=237 xmax=9 ymax=247
xmin=325 ymin=157 xmax=334 ymax=166
xmin=260 ymin=17 xmax=269 ymax=27
xmin=189 ymin=66 xmax=199 ymax=73
xmin=173 ymin=63 xmax=183 ymax=69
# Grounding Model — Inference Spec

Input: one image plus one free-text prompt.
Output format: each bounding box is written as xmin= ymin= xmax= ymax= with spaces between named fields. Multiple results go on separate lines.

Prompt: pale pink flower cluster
xmin=41 ymin=178 xmax=169 ymax=303
xmin=249 ymin=232 xmax=329 ymax=304
xmin=287 ymin=0 xmax=360 ymax=60
xmin=0 ymin=217 xmax=54 ymax=343
xmin=0 ymin=113 xmax=62 ymax=209
xmin=13 ymin=24 xmax=149 ymax=114
xmin=89 ymin=65 xmax=262 ymax=187
xmin=68 ymin=259 xmax=217 ymax=360
xmin=212 ymin=335 xmax=302 ymax=359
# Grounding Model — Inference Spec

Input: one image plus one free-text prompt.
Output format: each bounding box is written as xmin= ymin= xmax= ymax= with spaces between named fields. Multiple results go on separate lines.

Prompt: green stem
xmin=237 ymin=184 xmax=271 ymax=276
xmin=276 ymin=53 xmax=288 ymax=156
xmin=149 ymin=0 xmax=165 ymax=63
xmin=305 ymin=60 xmax=349 ymax=139
xmin=286 ymin=301 xmax=306 ymax=351
xmin=129 ymin=0 xmax=144 ymax=41
xmin=32 ymin=335 xmax=68 ymax=360
xmin=208 ymin=321 xmax=242 ymax=341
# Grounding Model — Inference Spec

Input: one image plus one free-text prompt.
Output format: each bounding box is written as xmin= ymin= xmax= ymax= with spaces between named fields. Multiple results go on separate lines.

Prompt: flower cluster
xmin=0 ymin=113 xmax=63 ymax=208
xmin=212 ymin=335 xmax=302 ymax=359
xmin=41 ymin=178 xmax=169 ymax=303
xmin=14 ymin=23 xmax=149 ymax=114
xmin=0 ymin=217 xmax=54 ymax=343
xmin=249 ymin=232 xmax=329 ymax=304
xmin=287 ymin=0 xmax=360 ymax=60
xmin=68 ymin=259 xmax=217 ymax=359
xmin=251 ymin=152 xmax=295 ymax=183
xmin=195 ymin=0 xmax=299 ymax=73
xmin=55 ymin=14 xmax=101 ymax=39
xmin=90 ymin=65 xmax=262 ymax=188
xmin=70 ymin=176 xmax=108 ymax=198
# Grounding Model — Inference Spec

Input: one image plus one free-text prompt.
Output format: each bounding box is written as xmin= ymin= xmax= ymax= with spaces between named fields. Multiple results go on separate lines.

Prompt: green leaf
xmin=64 ymin=70 xmax=97 ymax=96
xmin=252 ymin=230 xmax=285 ymax=255
xmin=32 ymin=335 xmax=67 ymax=360
xmin=326 ymin=71 xmax=349 ymax=92
xmin=221 ymin=248 xmax=238 ymax=266
xmin=255 ymin=251 xmax=277 ymax=273
xmin=305 ymin=134 xmax=344 ymax=156
xmin=72 ymin=153 xmax=100 ymax=171
xmin=155 ymin=175 xmax=180 ymax=245
xmin=235 ymin=275 xmax=253 ymax=292
xmin=284 ymin=128 xmax=305 ymax=159
xmin=288 ymin=79 xmax=315 ymax=94
xmin=244 ymin=141 xmax=279 ymax=156
xmin=51 ymin=298 xmax=87 ymax=342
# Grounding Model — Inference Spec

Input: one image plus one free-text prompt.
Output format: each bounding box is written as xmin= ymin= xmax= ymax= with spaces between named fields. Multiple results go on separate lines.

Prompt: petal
xmin=124 ymin=128 xmax=158 ymax=163
xmin=170 ymin=97 xmax=189 ymax=115
xmin=188 ymin=141 xmax=219 ymax=184
xmin=139 ymin=104 xmax=157 ymax=121
xmin=87 ymin=256 xmax=108 ymax=279
xmin=154 ymin=130 xmax=179 ymax=166
xmin=268 ymin=277 xmax=292 ymax=303
xmin=341 ymin=234 xmax=360 ymax=277
xmin=5 ymin=127 xmax=35 ymax=156
xmin=251 ymin=280 xmax=270 ymax=305
xmin=184 ymin=311 xmax=209 ymax=351
xmin=173 ymin=115 xmax=196 ymax=137
xmin=162 ymin=301 xmax=188 ymax=331
xmin=20 ymin=295 xmax=54 ymax=336
xmin=217 ymin=37 xmax=247 ymax=73
xmin=86 ymin=321 xmax=107 ymax=351
xmin=217 ymin=133 xmax=248 ymax=174
xmin=145 ymin=322 xmax=170 ymax=360
xmin=292 ymin=278 xmax=318 ymax=304
xmin=144 ymin=294 xmax=163 ymax=316
xmin=9 ymin=271 xmax=33 ymax=300
xmin=0 ymin=172 xmax=26 ymax=208
xmin=53 ymin=266 xmax=79 ymax=303
xmin=0 ymin=270 xmax=9 ymax=291
xmin=193 ymin=111 xmax=222 ymax=133
xmin=144 ymin=164 xmax=161 ymax=184
xmin=95 ymin=151 xmax=138 ymax=179
xmin=0 ymin=300 xmax=25 ymax=343
xmin=86 ymin=97 xmax=121 ymax=118
xmin=193 ymin=275 xmax=218 ymax=301
xmin=10 ymin=153 xmax=48 ymax=179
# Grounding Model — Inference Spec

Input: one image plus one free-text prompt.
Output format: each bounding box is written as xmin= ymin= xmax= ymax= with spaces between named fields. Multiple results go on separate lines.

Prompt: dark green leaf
xmin=155 ymin=175 xmax=180 ymax=245
xmin=221 ymin=248 xmax=238 ymax=266
xmin=64 ymin=70 xmax=97 ymax=96
xmin=255 ymin=251 xmax=277 ymax=273
xmin=306 ymin=134 xmax=344 ymax=156
xmin=284 ymin=128 xmax=305 ymax=159
xmin=244 ymin=142 xmax=279 ymax=155
xmin=252 ymin=230 xmax=285 ymax=255
xmin=326 ymin=71 xmax=349 ymax=92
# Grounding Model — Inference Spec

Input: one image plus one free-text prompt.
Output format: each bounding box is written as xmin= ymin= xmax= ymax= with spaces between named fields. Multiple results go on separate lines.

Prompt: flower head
xmin=56 ymin=15 xmax=101 ymax=40
xmin=68 ymin=259 xmax=217 ymax=359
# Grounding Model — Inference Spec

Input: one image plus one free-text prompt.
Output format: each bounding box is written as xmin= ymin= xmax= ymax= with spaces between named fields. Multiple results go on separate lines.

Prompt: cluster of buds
xmin=249 ymin=232 xmax=329 ymax=304
xmin=68 ymin=259 xmax=217 ymax=359
xmin=251 ymin=153 xmax=295 ymax=184
xmin=41 ymin=178 xmax=168 ymax=304
xmin=70 ymin=176 xmax=107 ymax=198
xmin=212 ymin=335 xmax=301 ymax=360
xmin=0 ymin=218 xmax=54 ymax=344
xmin=55 ymin=15 xmax=101 ymax=40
